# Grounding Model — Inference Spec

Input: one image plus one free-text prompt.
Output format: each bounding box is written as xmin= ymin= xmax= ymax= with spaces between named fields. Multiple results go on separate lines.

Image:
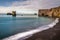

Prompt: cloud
xmin=0 ymin=0 xmax=60 ymax=9
xmin=10 ymin=0 xmax=40 ymax=9
xmin=6 ymin=0 xmax=60 ymax=9
xmin=0 ymin=0 xmax=60 ymax=13
xmin=11 ymin=0 xmax=31 ymax=6
xmin=39 ymin=0 xmax=60 ymax=9
xmin=0 ymin=6 xmax=38 ymax=13
xmin=0 ymin=0 xmax=39 ymax=13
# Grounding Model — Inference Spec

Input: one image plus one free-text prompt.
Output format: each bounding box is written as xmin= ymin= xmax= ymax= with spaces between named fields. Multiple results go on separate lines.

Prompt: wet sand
xmin=26 ymin=18 xmax=60 ymax=40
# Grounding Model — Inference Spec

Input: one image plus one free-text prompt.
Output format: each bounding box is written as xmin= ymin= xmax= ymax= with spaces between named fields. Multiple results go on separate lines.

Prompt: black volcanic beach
xmin=26 ymin=18 xmax=60 ymax=40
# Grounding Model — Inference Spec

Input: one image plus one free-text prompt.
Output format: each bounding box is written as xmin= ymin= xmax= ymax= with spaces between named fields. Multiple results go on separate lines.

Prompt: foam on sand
xmin=2 ymin=18 xmax=59 ymax=40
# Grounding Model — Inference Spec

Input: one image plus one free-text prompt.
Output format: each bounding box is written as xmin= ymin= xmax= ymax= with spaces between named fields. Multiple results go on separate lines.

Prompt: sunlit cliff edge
xmin=38 ymin=6 xmax=60 ymax=18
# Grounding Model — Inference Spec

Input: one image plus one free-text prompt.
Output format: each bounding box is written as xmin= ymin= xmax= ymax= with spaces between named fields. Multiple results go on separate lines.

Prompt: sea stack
xmin=7 ymin=13 xmax=12 ymax=15
xmin=12 ymin=11 xmax=16 ymax=17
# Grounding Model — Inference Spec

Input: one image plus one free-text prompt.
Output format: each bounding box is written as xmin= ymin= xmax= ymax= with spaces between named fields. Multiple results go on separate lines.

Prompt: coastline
xmin=2 ymin=18 xmax=58 ymax=40
xmin=26 ymin=18 xmax=60 ymax=40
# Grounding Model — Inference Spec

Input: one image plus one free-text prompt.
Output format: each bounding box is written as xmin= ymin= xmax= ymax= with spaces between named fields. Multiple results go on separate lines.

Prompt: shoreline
xmin=26 ymin=18 xmax=60 ymax=40
xmin=2 ymin=18 xmax=58 ymax=40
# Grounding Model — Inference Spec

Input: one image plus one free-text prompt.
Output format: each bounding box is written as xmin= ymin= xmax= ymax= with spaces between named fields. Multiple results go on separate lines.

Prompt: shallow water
xmin=0 ymin=15 xmax=54 ymax=39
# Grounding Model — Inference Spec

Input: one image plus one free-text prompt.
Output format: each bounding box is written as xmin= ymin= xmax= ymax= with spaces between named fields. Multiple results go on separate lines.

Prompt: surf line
xmin=2 ymin=18 xmax=59 ymax=40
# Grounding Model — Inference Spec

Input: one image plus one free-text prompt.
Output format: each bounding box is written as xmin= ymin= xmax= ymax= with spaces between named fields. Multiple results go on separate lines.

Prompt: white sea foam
xmin=2 ymin=18 xmax=59 ymax=40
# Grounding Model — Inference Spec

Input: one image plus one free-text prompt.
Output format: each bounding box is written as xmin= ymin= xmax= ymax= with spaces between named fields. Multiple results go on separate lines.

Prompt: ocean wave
xmin=2 ymin=18 xmax=59 ymax=40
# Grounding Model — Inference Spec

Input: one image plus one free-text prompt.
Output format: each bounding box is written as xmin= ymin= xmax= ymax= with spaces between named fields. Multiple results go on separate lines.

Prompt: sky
xmin=0 ymin=0 xmax=60 ymax=13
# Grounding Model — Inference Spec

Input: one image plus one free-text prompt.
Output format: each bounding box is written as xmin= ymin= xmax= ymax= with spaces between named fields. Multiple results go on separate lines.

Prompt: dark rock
xmin=26 ymin=19 xmax=60 ymax=40
xmin=7 ymin=13 xmax=12 ymax=15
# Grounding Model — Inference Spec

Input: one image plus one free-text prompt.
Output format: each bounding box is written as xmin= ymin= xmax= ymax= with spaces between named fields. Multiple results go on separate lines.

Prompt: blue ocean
xmin=0 ymin=14 xmax=54 ymax=39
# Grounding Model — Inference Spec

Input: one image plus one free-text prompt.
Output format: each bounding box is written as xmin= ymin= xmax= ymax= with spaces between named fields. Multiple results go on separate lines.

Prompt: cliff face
xmin=38 ymin=6 xmax=60 ymax=18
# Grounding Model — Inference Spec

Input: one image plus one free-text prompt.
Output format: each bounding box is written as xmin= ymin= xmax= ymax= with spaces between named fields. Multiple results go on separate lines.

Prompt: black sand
xmin=26 ymin=18 xmax=60 ymax=40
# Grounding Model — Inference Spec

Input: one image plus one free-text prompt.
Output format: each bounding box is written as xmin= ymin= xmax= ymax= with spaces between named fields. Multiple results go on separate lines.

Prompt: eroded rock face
xmin=12 ymin=11 xmax=16 ymax=17
xmin=38 ymin=6 xmax=60 ymax=18
xmin=7 ymin=11 xmax=16 ymax=17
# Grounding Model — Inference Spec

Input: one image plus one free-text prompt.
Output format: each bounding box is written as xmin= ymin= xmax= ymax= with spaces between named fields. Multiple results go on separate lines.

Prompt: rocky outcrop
xmin=12 ymin=11 xmax=16 ymax=17
xmin=7 ymin=13 xmax=12 ymax=15
xmin=7 ymin=11 xmax=16 ymax=17
xmin=38 ymin=6 xmax=60 ymax=18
